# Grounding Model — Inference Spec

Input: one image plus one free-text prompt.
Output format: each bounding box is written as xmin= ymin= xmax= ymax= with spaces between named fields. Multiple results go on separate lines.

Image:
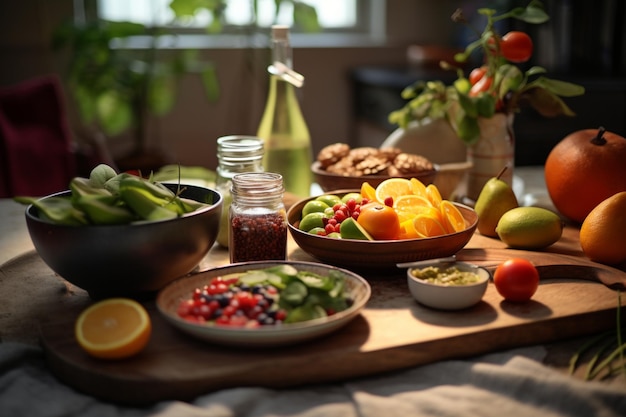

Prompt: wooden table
xmin=1 ymin=167 xmax=625 ymax=405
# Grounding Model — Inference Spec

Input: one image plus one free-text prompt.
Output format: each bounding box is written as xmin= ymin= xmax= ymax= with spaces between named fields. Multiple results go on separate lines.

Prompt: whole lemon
xmin=545 ymin=127 xmax=626 ymax=224
xmin=496 ymin=206 xmax=563 ymax=249
xmin=580 ymin=191 xmax=626 ymax=265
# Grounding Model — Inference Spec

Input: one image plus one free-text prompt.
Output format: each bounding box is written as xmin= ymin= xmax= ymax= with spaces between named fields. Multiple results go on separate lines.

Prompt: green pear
xmin=474 ymin=167 xmax=519 ymax=237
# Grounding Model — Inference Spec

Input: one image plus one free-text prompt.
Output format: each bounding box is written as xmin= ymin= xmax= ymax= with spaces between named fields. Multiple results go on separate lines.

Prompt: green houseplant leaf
xmin=387 ymin=0 xmax=585 ymax=145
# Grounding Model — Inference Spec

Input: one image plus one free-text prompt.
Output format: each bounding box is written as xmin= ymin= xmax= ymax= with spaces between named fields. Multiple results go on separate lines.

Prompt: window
xmin=90 ymin=0 xmax=384 ymax=47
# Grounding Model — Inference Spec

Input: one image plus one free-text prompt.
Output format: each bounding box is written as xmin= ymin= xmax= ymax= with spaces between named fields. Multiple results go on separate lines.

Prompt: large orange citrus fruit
xmin=357 ymin=202 xmax=401 ymax=240
xmin=544 ymin=127 xmax=626 ymax=224
xmin=580 ymin=191 xmax=626 ymax=265
xmin=75 ymin=298 xmax=152 ymax=360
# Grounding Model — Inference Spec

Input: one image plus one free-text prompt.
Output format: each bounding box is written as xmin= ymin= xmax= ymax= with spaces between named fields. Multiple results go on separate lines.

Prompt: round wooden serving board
xmin=2 ymin=226 xmax=625 ymax=405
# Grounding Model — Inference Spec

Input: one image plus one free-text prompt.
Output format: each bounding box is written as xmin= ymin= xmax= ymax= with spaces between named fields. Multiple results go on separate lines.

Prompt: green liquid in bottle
xmin=258 ymin=76 xmax=313 ymax=197
xmin=257 ymin=25 xmax=313 ymax=198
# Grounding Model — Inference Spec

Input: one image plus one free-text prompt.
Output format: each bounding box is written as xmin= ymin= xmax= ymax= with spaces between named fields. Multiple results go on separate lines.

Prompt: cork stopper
xmin=271 ymin=25 xmax=290 ymax=41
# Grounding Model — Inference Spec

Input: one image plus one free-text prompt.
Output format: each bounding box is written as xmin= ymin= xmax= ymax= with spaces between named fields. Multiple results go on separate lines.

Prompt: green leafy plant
xmin=53 ymin=0 xmax=319 ymax=160
xmin=569 ymin=291 xmax=626 ymax=381
xmin=388 ymin=0 xmax=585 ymax=145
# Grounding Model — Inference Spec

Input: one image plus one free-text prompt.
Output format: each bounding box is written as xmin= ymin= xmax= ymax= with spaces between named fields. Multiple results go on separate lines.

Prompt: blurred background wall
xmin=1 ymin=0 xmax=624 ymax=172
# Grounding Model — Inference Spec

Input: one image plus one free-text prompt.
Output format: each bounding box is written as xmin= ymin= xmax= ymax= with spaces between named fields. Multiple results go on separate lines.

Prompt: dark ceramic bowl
xmin=25 ymin=184 xmax=222 ymax=299
xmin=287 ymin=190 xmax=477 ymax=271
xmin=312 ymin=161 xmax=438 ymax=193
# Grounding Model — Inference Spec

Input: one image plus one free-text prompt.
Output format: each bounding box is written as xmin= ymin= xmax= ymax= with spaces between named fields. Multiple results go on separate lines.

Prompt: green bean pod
xmin=14 ymin=196 xmax=88 ymax=226
xmin=73 ymin=194 xmax=136 ymax=225
xmin=119 ymin=186 xmax=178 ymax=221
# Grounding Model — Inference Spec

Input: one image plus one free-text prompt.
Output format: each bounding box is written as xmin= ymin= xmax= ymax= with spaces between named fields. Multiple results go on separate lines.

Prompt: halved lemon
xmin=75 ymin=298 xmax=152 ymax=360
xmin=375 ymin=178 xmax=413 ymax=203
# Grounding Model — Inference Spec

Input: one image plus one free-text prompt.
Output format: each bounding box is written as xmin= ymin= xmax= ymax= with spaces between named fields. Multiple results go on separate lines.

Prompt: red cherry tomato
xmin=469 ymin=66 xmax=487 ymax=85
xmin=469 ymin=74 xmax=493 ymax=97
xmin=500 ymin=31 xmax=533 ymax=63
xmin=493 ymin=258 xmax=539 ymax=302
xmin=356 ymin=202 xmax=400 ymax=240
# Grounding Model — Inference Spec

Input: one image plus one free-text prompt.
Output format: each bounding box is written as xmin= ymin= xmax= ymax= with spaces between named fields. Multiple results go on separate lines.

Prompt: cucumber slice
xmin=265 ymin=265 xmax=298 ymax=278
xmin=238 ymin=270 xmax=271 ymax=286
xmin=297 ymin=272 xmax=334 ymax=291
xmin=285 ymin=305 xmax=327 ymax=323
xmin=281 ymin=281 xmax=308 ymax=306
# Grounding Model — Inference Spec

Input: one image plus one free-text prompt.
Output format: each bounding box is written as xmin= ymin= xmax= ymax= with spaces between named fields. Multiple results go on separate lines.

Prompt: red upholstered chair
xmin=0 ymin=75 xmax=81 ymax=197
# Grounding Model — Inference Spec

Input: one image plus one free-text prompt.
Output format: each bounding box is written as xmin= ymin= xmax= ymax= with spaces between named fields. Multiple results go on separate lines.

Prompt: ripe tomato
xmin=469 ymin=66 xmax=487 ymax=85
xmin=469 ymin=74 xmax=493 ymax=97
xmin=500 ymin=31 xmax=533 ymax=63
xmin=356 ymin=202 xmax=400 ymax=240
xmin=493 ymin=258 xmax=539 ymax=302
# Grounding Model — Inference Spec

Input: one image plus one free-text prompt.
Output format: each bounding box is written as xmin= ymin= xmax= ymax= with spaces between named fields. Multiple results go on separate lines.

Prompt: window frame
xmin=82 ymin=0 xmax=386 ymax=49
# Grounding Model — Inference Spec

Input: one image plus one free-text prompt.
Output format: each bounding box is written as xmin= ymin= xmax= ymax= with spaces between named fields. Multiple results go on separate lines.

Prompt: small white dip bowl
xmin=407 ymin=261 xmax=490 ymax=310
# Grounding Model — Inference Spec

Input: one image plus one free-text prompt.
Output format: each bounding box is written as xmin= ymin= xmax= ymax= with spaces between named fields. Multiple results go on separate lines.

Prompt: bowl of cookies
xmin=312 ymin=143 xmax=438 ymax=192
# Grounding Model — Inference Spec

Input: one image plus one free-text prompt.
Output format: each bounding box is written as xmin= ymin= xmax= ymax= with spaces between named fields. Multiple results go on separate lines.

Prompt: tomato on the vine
xmin=469 ymin=66 xmax=487 ymax=85
xmin=469 ymin=74 xmax=493 ymax=97
xmin=493 ymin=258 xmax=539 ymax=302
xmin=356 ymin=202 xmax=400 ymax=240
xmin=500 ymin=31 xmax=533 ymax=63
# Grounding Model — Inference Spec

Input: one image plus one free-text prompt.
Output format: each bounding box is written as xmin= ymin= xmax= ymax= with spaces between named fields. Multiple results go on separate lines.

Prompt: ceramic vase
xmin=466 ymin=113 xmax=515 ymax=202
xmin=381 ymin=118 xmax=472 ymax=200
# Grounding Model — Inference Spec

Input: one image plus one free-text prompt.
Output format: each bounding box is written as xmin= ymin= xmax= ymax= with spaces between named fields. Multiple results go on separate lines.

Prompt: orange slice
xmin=75 ymin=298 xmax=151 ymax=360
xmin=394 ymin=194 xmax=433 ymax=212
xmin=360 ymin=181 xmax=377 ymax=202
xmin=410 ymin=178 xmax=428 ymax=199
xmin=425 ymin=184 xmax=443 ymax=207
xmin=375 ymin=178 xmax=413 ymax=203
xmin=413 ymin=213 xmax=447 ymax=238
xmin=440 ymin=200 xmax=466 ymax=233
xmin=399 ymin=218 xmax=420 ymax=239
xmin=396 ymin=210 xmax=417 ymax=223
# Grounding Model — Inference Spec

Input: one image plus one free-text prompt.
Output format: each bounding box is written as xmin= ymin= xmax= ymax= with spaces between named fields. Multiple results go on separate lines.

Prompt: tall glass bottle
xmin=257 ymin=25 xmax=313 ymax=198
xmin=215 ymin=135 xmax=264 ymax=248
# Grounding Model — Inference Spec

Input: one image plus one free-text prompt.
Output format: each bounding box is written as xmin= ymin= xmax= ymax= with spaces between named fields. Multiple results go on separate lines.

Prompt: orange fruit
xmin=440 ymin=200 xmax=466 ymax=233
xmin=580 ymin=191 xmax=626 ymax=265
xmin=360 ymin=181 xmax=377 ymax=202
xmin=545 ymin=127 xmax=626 ymax=224
xmin=413 ymin=213 xmax=447 ymax=238
xmin=375 ymin=178 xmax=413 ymax=204
xmin=357 ymin=202 xmax=401 ymax=240
xmin=75 ymin=298 xmax=151 ymax=360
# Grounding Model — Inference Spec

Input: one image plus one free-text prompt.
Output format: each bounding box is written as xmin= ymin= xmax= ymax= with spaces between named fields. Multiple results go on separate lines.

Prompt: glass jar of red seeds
xmin=229 ymin=172 xmax=288 ymax=263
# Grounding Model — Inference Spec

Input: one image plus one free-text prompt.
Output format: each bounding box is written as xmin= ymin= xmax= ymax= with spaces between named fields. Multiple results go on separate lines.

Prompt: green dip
xmin=410 ymin=266 xmax=481 ymax=286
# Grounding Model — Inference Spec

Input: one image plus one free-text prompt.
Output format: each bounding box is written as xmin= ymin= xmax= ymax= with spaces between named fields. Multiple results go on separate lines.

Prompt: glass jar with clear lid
xmin=229 ymin=172 xmax=287 ymax=263
xmin=215 ymin=135 xmax=264 ymax=247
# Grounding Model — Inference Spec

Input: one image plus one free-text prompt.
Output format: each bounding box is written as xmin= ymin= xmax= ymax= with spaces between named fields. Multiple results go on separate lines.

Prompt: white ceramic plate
xmin=156 ymin=261 xmax=371 ymax=347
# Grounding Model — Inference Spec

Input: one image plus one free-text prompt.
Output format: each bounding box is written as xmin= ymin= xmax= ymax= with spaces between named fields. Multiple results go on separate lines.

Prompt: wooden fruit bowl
xmin=287 ymin=190 xmax=478 ymax=271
